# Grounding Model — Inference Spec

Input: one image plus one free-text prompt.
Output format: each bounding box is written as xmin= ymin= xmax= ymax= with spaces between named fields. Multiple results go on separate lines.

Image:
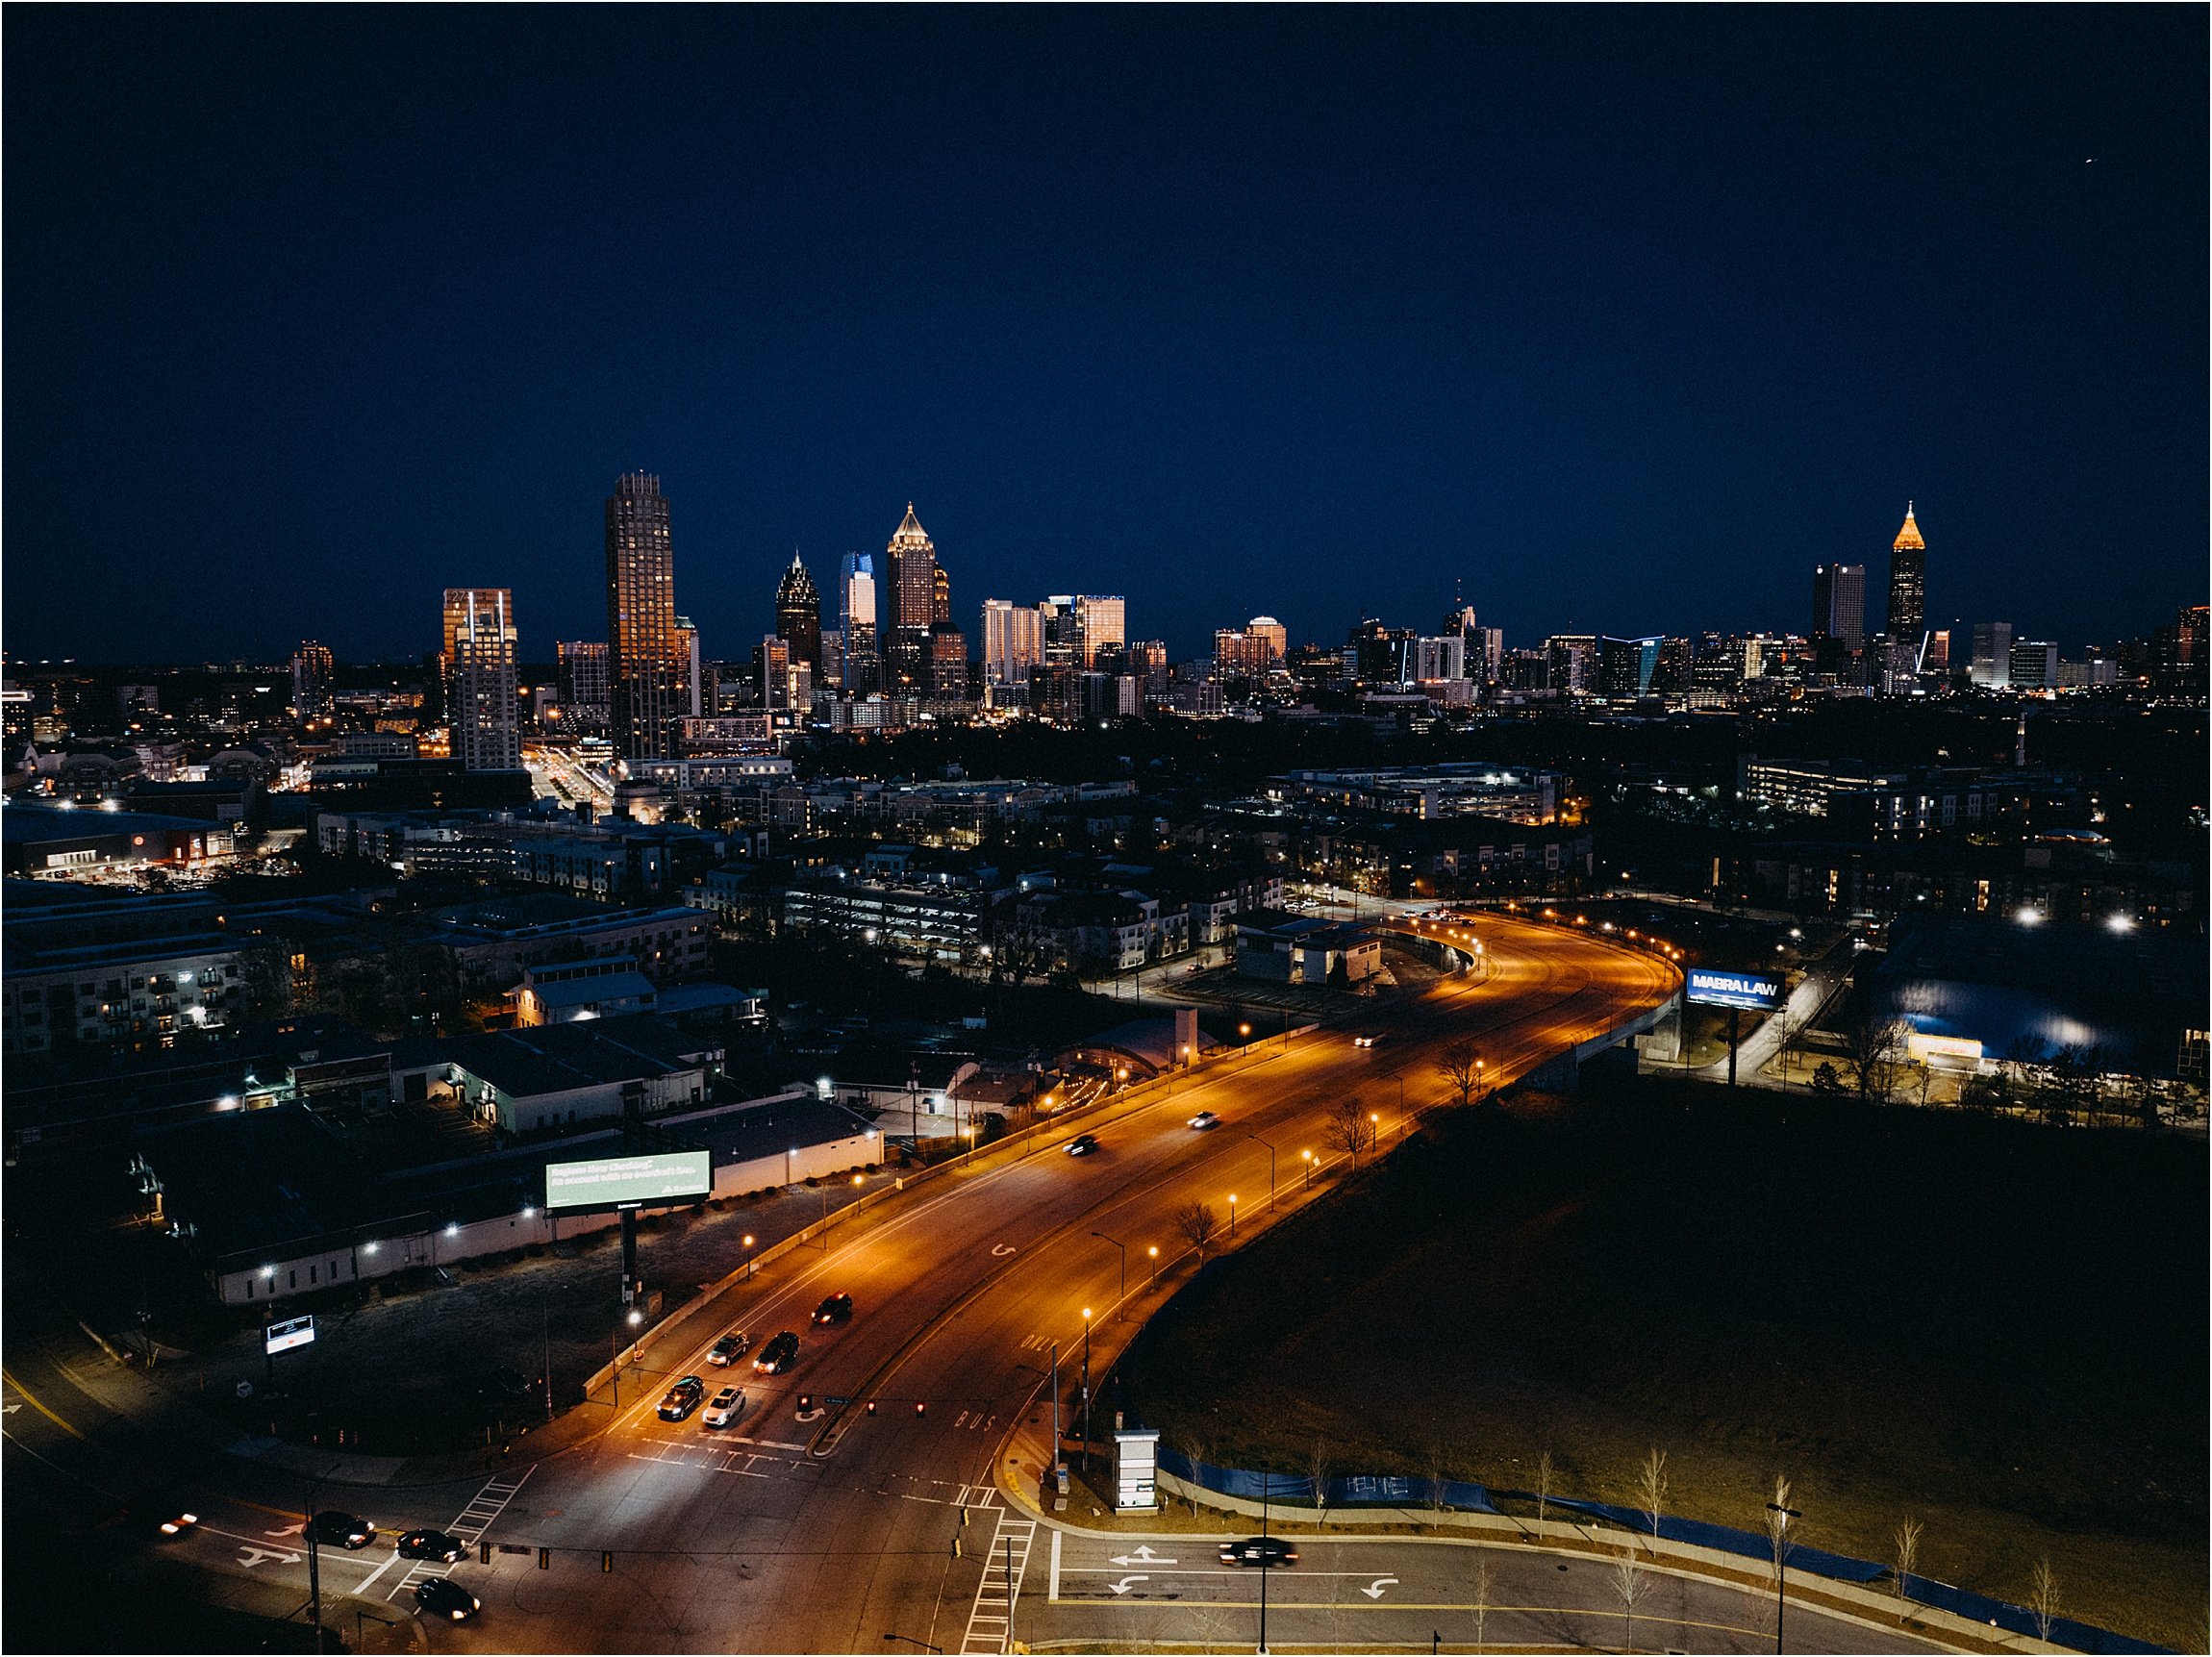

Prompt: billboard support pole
xmin=619 ymin=1209 xmax=639 ymax=1306
xmin=1727 ymin=1006 xmax=1740 ymax=1088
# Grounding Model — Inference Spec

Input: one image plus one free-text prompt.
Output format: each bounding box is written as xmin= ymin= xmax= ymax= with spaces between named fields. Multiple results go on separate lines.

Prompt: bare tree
xmin=1173 ymin=1201 xmax=1219 ymax=1261
xmin=1844 ymin=1012 xmax=1908 ymax=1104
xmin=1425 ymin=1437 xmax=1450 ymax=1516
xmin=1323 ymin=1096 xmax=1377 ymax=1170
xmin=1765 ymin=1474 xmax=1794 ymax=1640
xmin=1638 ymin=1447 xmax=1669 ymax=1544
xmin=1893 ymin=1516 xmax=1923 ymax=1618
xmin=2029 ymin=1557 xmax=2061 ymax=1644
xmin=1175 ymin=1430 xmax=1211 ymax=1518
xmin=1613 ymin=1544 xmax=1646 ymax=1654
xmin=1435 ymin=1039 xmax=1484 ymax=1108
xmin=1309 ymin=1438 xmax=1332 ymax=1519
xmin=1470 ymin=1556 xmax=1496 ymax=1654
xmin=1534 ymin=1448 xmax=1554 ymax=1527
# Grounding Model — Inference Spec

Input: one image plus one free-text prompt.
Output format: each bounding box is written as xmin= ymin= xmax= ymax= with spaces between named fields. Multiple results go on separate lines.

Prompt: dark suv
xmin=1219 ymin=1536 xmax=1298 ymax=1567
xmin=657 ymin=1374 xmax=706 ymax=1421
xmin=310 ymin=1511 xmax=376 ymax=1549
xmin=753 ymin=1330 xmax=801 ymax=1373
xmin=812 ymin=1293 xmax=854 ymax=1326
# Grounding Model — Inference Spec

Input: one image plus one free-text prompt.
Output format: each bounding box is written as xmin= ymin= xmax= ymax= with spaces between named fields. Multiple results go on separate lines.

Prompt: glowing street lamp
xmin=742 ymin=1233 xmax=757 ymax=1280
xmin=1146 ymin=1243 xmax=1159 ymax=1284
xmin=1227 ymin=1193 xmax=1238 ymax=1238
xmin=1300 ymin=1148 xmax=1315 ymax=1189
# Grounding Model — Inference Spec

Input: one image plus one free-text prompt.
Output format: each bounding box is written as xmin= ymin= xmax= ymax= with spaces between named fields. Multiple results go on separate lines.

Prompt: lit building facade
xmin=440 ymin=589 xmax=520 ymax=770
xmin=981 ymin=598 xmax=1043 ymax=683
xmin=775 ymin=553 xmax=822 ymax=667
xmin=604 ymin=472 xmax=684 ymax=763
xmin=1812 ymin=563 xmax=1866 ymax=648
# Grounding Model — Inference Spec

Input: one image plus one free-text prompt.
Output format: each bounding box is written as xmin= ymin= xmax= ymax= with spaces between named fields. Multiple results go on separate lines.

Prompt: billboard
xmin=1685 ymin=967 xmax=1785 ymax=1012
xmin=265 ymin=1315 xmax=315 ymax=1355
xmin=545 ymin=1150 xmax=713 ymax=1213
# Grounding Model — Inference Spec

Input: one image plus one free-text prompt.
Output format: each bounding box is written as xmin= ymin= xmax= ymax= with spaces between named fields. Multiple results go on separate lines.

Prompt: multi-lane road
xmin=4 ymin=915 xmax=1951 ymax=1652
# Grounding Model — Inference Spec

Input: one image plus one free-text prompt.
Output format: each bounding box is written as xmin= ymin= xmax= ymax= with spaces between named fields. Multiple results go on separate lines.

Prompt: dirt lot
xmin=1116 ymin=1078 xmax=2209 ymax=1650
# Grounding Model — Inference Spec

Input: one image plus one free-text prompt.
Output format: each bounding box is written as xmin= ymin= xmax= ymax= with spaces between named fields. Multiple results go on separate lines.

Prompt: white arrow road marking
xmin=1107 ymin=1575 xmax=1148 ymax=1594
xmin=263 ymin=1521 xmax=307 ymax=1538
xmin=1 ymin=1403 xmax=20 ymax=1414
xmin=1361 ymin=1576 xmax=1399 ymax=1599
xmin=236 ymin=1545 xmax=303 ymax=1568
xmin=991 ymin=1243 xmax=1017 ymax=1257
xmin=1109 ymin=1545 xmax=1178 ymax=1566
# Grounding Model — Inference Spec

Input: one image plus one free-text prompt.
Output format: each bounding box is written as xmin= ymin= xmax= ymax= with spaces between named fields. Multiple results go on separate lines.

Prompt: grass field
xmin=1117 ymin=1079 xmax=2208 ymax=1649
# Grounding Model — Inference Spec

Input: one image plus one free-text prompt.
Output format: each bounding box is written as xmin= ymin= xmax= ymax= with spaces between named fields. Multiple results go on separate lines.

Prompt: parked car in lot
xmin=753 ymin=1331 xmax=802 ymax=1373
xmin=1187 ymin=1110 xmax=1219 ymax=1131
xmin=657 ymin=1375 xmax=706 ymax=1421
xmin=1219 ymin=1536 xmax=1298 ymax=1567
xmin=707 ymin=1331 xmax=751 ymax=1367
xmin=310 ymin=1511 xmax=377 ymax=1549
xmin=1065 ymin=1134 xmax=1099 ymax=1157
xmin=812 ymin=1293 xmax=853 ymax=1326
xmin=395 ymin=1529 xmax=466 ymax=1564
xmin=415 ymin=1578 xmax=481 ymax=1621
xmin=703 ymin=1386 xmax=747 ymax=1428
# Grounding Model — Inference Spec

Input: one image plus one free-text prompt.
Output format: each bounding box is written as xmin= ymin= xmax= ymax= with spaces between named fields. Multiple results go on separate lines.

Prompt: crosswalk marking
xmin=960 ymin=1510 xmax=1035 ymax=1654
xmin=387 ymin=1467 xmax=534 ymax=1602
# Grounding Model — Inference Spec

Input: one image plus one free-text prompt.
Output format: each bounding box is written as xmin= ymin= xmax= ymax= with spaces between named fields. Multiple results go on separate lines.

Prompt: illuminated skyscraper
xmin=440 ymin=589 xmax=520 ymax=769
xmin=981 ymin=598 xmax=1043 ymax=683
xmin=1812 ymin=563 xmax=1866 ymax=649
xmin=775 ymin=553 xmax=822 ymax=667
xmin=886 ymin=504 xmax=938 ymax=692
xmin=1075 ymin=595 xmax=1125 ymax=666
xmin=1888 ymin=503 xmax=1925 ymax=642
xmin=604 ymin=472 xmax=683 ymax=763
xmin=932 ymin=564 xmax=951 ymax=627
xmin=290 ymin=640 xmax=334 ymax=718
xmin=840 ymin=553 xmax=880 ymax=693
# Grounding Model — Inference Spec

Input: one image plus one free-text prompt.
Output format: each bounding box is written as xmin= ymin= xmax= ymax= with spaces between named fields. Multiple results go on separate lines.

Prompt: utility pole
xmin=1080 ymin=1309 xmax=1093 ymax=1474
xmin=542 ymin=1294 xmax=553 ymax=1421
xmin=305 ymin=1478 xmax=323 ymax=1654
xmin=1257 ymin=1467 xmax=1270 ymax=1656
xmin=1049 ymin=1342 xmax=1060 ymax=1484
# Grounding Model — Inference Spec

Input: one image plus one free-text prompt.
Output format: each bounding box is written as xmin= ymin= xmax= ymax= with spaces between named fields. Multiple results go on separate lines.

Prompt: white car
xmin=703 ymin=1386 xmax=747 ymax=1428
xmin=1187 ymin=1110 xmax=1219 ymax=1131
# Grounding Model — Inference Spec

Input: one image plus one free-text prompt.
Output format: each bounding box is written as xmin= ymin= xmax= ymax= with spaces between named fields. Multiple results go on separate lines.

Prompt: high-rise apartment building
xmin=673 ymin=615 xmax=703 ymax=717
xmin=557 ymin=640 xmax=611 ymax=707
xmin=1970 ymin=622 xmax=2014 ymax=688
xmin=775 ymin=554 xmax=822 ymax=667
xmin=981 ymin=599 xmax=1044 ymax=684
xmin=1075 ymin=595 xmax=1125 ymax=666
xmin=441 ymin=589 xmax=520 ymax=770
xmin=1546 ymin=635 xmax=1596 ymax=693
xmin=932 ymin=565 xmax=951 ymax=627
xmin=1245 ymin=616 xmax=1288 ymax=666
xmin=2008 ymin=639 xmax=2059 ymax=690
xmin=1888 ymin=503 xmax=1925 ymax=642
xmin=1470 ymin=626 xmax=1504 ymax=684
xmin=1411 ymin=636 xmax=1466 ymax=682
xmin=290 ymin=641 xmax=334 ymax=718
xmin=1812 ymin=564 xmax=1866 ymax=649
xmin=927 ymin=623 xmax=968 ymax=701
xmin=755 ymin=635 xmax=792 ymax=712
xmin=604 ymin=472 xmax=683 ymax=763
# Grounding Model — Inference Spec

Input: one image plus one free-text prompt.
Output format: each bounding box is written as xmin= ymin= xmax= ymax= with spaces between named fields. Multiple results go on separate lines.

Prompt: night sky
xmin=4 ymin=7 xmax=2203 ymax=665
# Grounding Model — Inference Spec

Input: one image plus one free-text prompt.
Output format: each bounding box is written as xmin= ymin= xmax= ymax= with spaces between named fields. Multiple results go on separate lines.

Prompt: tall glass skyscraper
xmin=1888 ymin=502 xmax=1925 ymax=641
xmin=886 ymin=504 xmax=938 ymax=692
xmin=841 ymin=553 xmax=880 ymax=693
xmin=604 ymin=471 xmax=683 ymax=764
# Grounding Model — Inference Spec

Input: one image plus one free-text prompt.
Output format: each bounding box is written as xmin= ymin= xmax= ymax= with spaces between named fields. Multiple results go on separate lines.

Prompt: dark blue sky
xmin=5 ymin=7 xmax=2203 ymax=664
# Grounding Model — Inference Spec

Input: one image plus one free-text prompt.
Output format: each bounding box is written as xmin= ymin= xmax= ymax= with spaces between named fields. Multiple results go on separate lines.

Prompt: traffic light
xmin=914 ymin=1399 xmax=926 ymax=1416
xmin=538 ymin=1547 xmax=549 ymax=1570
xmin=796 ymin=1393 xmax=813 ymax=1415
xmin=480 ymin=1540 xmax=491 ymax=1565
xmin=602 ymin=1550 xmax=614 ymax=1573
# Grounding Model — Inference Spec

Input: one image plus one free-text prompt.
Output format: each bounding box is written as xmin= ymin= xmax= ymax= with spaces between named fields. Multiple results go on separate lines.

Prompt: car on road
xmin=310 ymin=1511 xmax=377 ymax=1549
xmin=707 ymin=1331 xmax=751 ymax=1367
xmin=1187 ymin=1110 xmax=1219 ymax=1131
xmin=812 ymin=1293 xmax=853 ymax=1326
xmin=159 ymin=1512 xmax=198 ymax=1538
xmin=395 ymin=1529 xmax=466 ymax=1564
xmin=1353 ymin=1033 xmax=1381 ymax=1048
xmin=1219 ymin=1536 xmax=1298 ymax=1567
xmin=754 ymin=1331 xmax=802 ymax=1373
xmin=703 ymin=1386 xmax=747 ymax=1428
xmin=657 ymin=1375 xmax=707 ymax=1421
xmin=1065 ymin=1133 xmax=1099 ymax=1156
xmin=415 ymin=1578 xmax=481 ymax=1621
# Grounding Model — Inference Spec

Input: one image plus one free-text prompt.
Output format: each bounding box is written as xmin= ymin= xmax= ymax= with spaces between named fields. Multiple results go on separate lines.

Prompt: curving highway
xmin=5 ymin=917 xmax=1956 ymax=1654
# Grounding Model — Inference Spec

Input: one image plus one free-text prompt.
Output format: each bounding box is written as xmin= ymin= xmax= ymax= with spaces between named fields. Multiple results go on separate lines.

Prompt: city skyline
xmin=5 ymin=9 xmax=2202 ymax=663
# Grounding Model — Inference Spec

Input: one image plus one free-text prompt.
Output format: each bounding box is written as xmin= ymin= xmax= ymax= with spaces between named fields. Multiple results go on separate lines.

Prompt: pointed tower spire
xmin=1894 ymin=502 xmax=1924 ymax=552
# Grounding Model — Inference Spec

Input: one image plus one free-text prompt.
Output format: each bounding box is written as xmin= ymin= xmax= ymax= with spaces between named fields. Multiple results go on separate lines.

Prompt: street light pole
xmin=1244 ymin=1133 xmax=1277 ymax=1212
xmin=1257 ymin=1464 xmax=1271 ymax=1656
xmin=1767 ymin=1498 xmax=1801 ymax=1654
xmin=1049 ymin=1341 xmax=1061 ymax=1483
xmin=1080 ymin=1309 xmax=1093 ymax=1473
xmin=1091 ymin=1232 xmax=1126 ymax=1317
xmin=1227 ymin=1194 xmax=1237 ymax=1238
xmin=304 ymin=1475 xmax=323 ymax=1655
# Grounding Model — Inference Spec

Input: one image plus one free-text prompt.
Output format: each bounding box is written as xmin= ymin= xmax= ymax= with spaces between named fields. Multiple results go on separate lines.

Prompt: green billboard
xmin=545 ymin=1149 xmax=713 ymax=1212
